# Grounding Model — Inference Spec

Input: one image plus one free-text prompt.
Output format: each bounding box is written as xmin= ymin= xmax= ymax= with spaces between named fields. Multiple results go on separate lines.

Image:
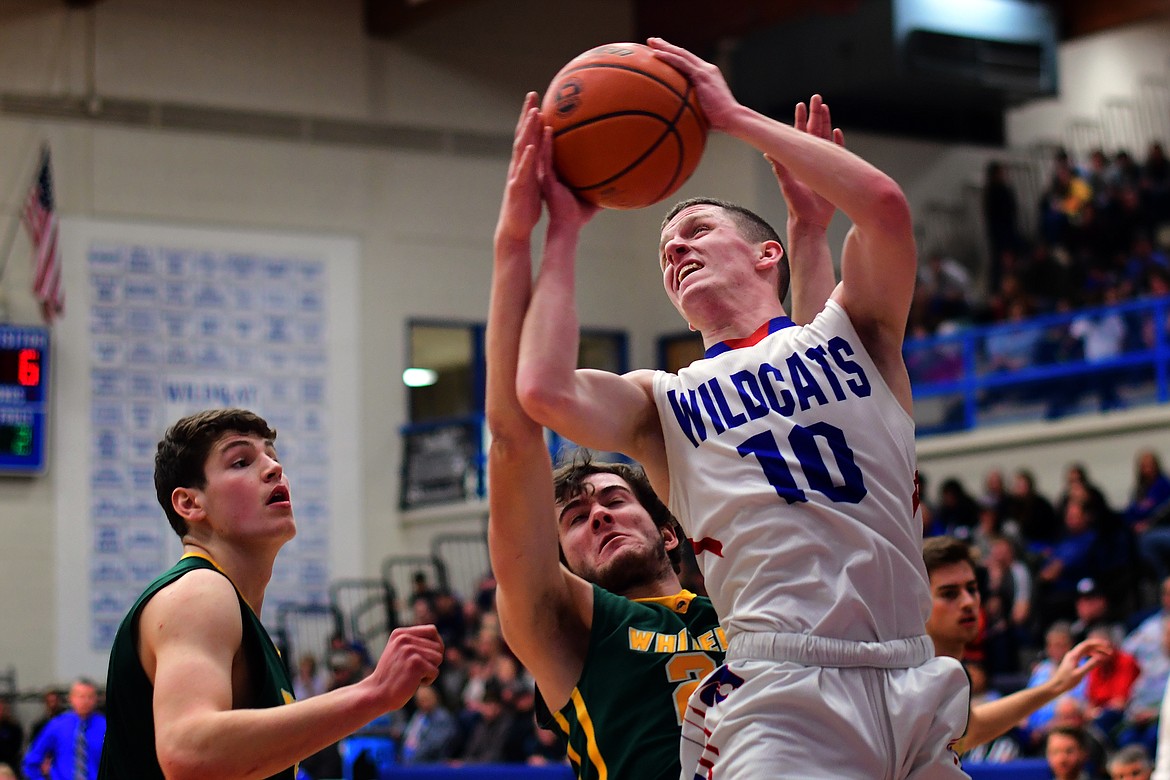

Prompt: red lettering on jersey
xmin=692 ymin=537 xmax=724 ymax=557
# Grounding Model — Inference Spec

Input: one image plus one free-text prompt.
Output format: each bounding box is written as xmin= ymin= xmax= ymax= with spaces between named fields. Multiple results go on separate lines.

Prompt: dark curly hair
xmin=552 ymin=450 xmax=683 ymax=572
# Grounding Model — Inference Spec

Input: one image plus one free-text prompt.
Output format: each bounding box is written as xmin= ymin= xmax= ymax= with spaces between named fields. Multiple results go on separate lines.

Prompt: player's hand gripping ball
xmin=541 ymin=42 xmax=708 ymax=210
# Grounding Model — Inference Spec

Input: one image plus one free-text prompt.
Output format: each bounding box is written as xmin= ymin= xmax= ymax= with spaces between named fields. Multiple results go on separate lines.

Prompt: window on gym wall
xmin=658 ymin=331 xmax=704 ymax=373
xmin=405 ymin=321 xmax=483 ymax=423
xmin=399 ymin=321 xmax=629 ymax=509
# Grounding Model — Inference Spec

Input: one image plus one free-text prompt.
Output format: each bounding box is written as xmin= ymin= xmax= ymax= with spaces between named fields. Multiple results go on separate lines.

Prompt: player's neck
xmin=930 ymin=635 xmax=964 ymax=661
xmin=182 ymin=540 xmax=276 ymax=615
xmin=694 ymin=300 xmax=787 ymax=350
xmin=621 ymin=572 xmax=685 ymax=601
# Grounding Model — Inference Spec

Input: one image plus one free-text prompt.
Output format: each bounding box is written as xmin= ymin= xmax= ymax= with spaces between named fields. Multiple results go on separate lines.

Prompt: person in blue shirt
xmin=22 ymin=678 xmax=106 ymax=780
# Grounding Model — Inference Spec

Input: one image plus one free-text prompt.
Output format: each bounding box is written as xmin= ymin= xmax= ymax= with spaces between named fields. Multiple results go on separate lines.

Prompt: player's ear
xmin=661 ymin=521 xmax=680 ymax=553
xmin=172 ymin=487 xmax=207 ymax=525
xmin=755 ymin=240 xmax=784 ymax=272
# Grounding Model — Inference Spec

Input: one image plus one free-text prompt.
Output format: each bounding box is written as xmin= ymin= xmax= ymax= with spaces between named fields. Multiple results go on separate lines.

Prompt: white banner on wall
xmin=55 ymin=218 xmax=363 ymax=681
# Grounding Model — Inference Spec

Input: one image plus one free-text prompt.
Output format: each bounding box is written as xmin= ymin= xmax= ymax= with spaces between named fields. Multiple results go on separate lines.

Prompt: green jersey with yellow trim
xmin=539 ymin=584 xmax=725 ymax=780
xmin=98 ymin=554 xmax=296 ymax=780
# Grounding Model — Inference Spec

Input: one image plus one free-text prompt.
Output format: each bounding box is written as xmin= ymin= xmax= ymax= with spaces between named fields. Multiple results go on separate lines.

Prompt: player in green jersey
xmin=99 ymin=408 xmax=444 ymax=780
xmin=486 ymin=95 xmax=726 ymax=780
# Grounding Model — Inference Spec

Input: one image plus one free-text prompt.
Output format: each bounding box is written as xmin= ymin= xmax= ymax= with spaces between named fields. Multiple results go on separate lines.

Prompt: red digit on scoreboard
xmin=17 ymin=349 xmax=40 ymax=387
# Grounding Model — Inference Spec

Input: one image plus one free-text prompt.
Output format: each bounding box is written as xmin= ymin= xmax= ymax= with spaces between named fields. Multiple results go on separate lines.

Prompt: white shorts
xmin=680 ymin=633 xmax=971 ymax=780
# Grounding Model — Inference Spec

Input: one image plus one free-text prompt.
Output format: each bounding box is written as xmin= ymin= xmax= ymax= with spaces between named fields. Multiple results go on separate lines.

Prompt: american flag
xmin=22 ymin=146 xmax=62 ymax=323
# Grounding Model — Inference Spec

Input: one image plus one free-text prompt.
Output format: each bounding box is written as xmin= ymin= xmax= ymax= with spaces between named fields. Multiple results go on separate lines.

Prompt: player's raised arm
xmin=514 ymin=120 xmax=669 ymax=492
xmin=649 ymin=38 xmax=916 ymax=409
xmin=486 ymin=93 xmax=595 ymax=710
xmin=770 ymin=94 xmax=844 ymax=325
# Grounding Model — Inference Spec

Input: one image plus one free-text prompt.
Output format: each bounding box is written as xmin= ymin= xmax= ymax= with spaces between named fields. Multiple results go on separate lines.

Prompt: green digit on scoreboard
xmin=13 ymin=424 xmax=31 ymax=456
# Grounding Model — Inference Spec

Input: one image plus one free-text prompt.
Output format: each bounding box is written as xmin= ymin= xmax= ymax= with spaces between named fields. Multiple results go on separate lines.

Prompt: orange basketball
xmin=541 ymin=43 xmax=708 ymax=210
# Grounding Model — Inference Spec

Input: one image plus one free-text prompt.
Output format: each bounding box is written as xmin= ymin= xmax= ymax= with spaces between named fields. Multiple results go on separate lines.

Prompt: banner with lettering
xmin=55 ymin=219 xmax=361 ymax=676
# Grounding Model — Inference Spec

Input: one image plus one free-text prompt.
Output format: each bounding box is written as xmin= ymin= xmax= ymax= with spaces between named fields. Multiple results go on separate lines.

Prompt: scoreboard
xmin=0 ymin=324 xmax=49 ymax=474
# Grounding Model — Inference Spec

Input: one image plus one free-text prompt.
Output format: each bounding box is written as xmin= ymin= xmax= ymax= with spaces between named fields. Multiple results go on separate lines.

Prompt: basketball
xmin=541 ymin=42 xmax=708 ymax=210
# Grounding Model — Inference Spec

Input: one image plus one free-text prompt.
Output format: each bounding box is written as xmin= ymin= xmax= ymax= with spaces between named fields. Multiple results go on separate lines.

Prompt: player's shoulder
xmin=141 ymin=566 xmax=240 ymax=630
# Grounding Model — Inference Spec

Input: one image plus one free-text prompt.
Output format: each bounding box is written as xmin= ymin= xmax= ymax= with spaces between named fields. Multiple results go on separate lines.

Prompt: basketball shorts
xmin=680 ymin=633 xmax=971 ymax=780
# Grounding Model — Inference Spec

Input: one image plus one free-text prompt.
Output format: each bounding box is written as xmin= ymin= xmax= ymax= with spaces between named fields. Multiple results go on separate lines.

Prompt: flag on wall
xmin=22 ymin=145 xmax=62 ymax=324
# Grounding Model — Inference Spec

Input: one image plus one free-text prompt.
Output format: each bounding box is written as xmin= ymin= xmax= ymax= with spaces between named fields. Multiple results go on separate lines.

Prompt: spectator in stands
xmin=293 ymin=653 xmax=328 ymax=701
xmin=1046 ymin=697 xmax=1114 ymax=774
xmin=524 ymin=717 xmax=568 ymax=767
xmin=0 ymin=698 xmax=21 ymax=772
xmin=917 ymin=250 xmax=975 ymax=330
xmin=399 ymin=685 xmax=458 ymax=765
xmin=434 ymin=643 xmax=470 ymax=716
xmin=1066 ymin=286 xmax=1128 ymax=413
xmin=22 ymin=677 xmax=105 ymax=780
xmin=1022 ymin=622 xmax=1092 ymax=752
xmin=983 ymin=160 xmax=1022 ymax=293
xmin=1128 ymin=450 xmax=1170 ymax=533
xmin=1041 ymin=149 xmax=1093 ymax=250
xmin=1124 ymin=234 xmax=1169 ymax=289
xmin=1115 ymin=620 xmax=1170 ymax=757
xmin=411 ymin=570 xmax=438 ymax=605
xmin=1045 ymin=724 xmax=1097 ymax=780
xmin=1014 ymin=469 xmax=1063 ymax=547
xmin=984 ymin=534 xmax=1034 ymax=670
xmin=983 ymin=299 xmax=1044 ymax=406
xmin=1140 ymin=142 xmax=1169 ymax=223
xmin=431 ymin=590 xmax=468 ymax=651
xmin=501 ymin=672 xmax=540 ymax=764
xmin=1110 ymin=150 xmax=1143 ymax=193
xmin=1108 ymin=743 xmax=1153 ymax=780
xmin=935 ymin=476 xmax=982 ymax=537
xmin=1123 ymin=576 xmax=1170 ymax=669
xmin=1128 ymin=450 xmax=1170 ymax=586
xmin=0 ymin=764 xmax=15 ymax=780
xmin=1084 ymin=624 xmax=1140 ymax=738
xmin=472 ymin=571 xmax=497 ymax=616
xmin=1035 ymin=497 xmax=1101 ymax=626
xmin=1071 ymin=579 xmax=1125 ymax=646
xmin=455 ymin=681 xmax=514 ymax=765
xmin=28 ymin=688 xmax=64 ymax=745
xmin=1058 ymin=465 xmax=1115 ymax=527
xmin=983 ymin=469 xmax=1015 ymax=525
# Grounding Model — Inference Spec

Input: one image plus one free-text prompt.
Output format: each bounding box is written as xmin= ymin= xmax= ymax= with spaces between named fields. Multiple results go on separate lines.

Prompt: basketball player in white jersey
xmin=513 ymin=38 xmax=970 ymax=778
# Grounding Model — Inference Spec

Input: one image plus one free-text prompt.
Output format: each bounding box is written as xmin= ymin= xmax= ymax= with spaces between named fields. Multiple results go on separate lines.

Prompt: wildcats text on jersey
xmin=666 ymin=335 xmax=871 ymax=448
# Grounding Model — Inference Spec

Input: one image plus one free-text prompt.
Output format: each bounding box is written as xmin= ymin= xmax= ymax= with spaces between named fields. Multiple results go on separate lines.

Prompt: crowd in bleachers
xmin=285 ymin=570 xmax=568 ymax=778
xmin=921 ymin=446 xmax=1170 ymax=773
xmin=913 ymin=140 xmax=1170 ymax=338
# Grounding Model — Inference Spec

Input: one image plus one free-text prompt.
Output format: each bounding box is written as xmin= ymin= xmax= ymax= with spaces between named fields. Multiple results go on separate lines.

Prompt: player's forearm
xmin=787 ymin=219 xmax=837 ymax=325
xmin=157 ymin=681 xmax=388 ymax=780
xmin=961 ymin=682 xmax=1060 ymax=750
xmin=486 ymin=237 xmax=539 ymax=442
xmin=725 ymin=104 xmax=911 ymax=237
xmin=515 ymin=222 xmax=584 ymax=426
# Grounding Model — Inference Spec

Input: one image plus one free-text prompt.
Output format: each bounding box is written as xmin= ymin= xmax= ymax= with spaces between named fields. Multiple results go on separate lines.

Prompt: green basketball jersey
xmin=541 ymin=585 xmax=725 ymax=780
xmin=98 ymin=554 xmax=296 ymax=780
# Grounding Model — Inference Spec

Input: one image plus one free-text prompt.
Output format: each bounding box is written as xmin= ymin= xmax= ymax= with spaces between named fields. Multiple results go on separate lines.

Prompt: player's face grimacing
xmin=658 ymin=205 xmax=759 ymax=317
xmin=556 ymin=472 xmax=675 ymax=593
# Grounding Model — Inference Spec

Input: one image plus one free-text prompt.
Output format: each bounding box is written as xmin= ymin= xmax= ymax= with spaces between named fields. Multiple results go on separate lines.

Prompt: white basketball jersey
xmin=652 ymin=299 xmax=931 ymax=642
